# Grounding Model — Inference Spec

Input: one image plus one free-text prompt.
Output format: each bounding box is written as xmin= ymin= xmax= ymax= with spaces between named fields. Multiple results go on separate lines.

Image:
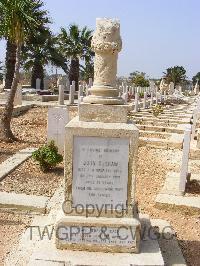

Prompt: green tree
xmin=192 ymin=72 xmax=200 ymax=86
xmin=163 ymin=66 xmax=187 ymax=87
xmin=79 ymin=59 xmax=94 ymax=82
xmin=129 ymin=71 xmax=149 ymax=87
xmin=57 ymin=24 xmax=94 ymax=90
xmin=0 ymin=0 xmax=49 ymax=141
xmin=22 ymin=29 xmax=68 ymax=89
xmin=4 ymin=41 xmax=16 ymax=90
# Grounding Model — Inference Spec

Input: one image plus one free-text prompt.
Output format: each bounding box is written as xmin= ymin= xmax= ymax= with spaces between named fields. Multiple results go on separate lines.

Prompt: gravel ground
xmin=0 ymin=107 xmax=47 ymax=164
xmin=0 ymin=212 xmax=32 ymax=265
xmin=136 ymin=147 xmax=200 ymax=266
xmin=0 ymin=158 xmax=63 ymax=197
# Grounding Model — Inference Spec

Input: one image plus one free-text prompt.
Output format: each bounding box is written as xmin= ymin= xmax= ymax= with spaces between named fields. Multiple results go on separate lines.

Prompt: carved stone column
xmin=83 ymin=18 xmax=124 ymax=105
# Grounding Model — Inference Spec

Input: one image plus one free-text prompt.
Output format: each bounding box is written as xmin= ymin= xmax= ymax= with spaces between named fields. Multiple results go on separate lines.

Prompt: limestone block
xmin=79 ymin=103 xmax=128 ymax=123
xmin=62 ymin=116 xmax=139 ymax=218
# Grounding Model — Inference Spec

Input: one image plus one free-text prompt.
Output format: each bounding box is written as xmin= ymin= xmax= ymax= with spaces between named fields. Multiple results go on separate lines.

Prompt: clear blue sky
xmin=0 ymin=0 xmax=199 ymax=79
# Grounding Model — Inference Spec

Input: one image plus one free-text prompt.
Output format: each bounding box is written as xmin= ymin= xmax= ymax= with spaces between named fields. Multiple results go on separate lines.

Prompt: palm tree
xmin=22 ymin=29 xmax=69 ymax=89
xmin=4 ymin=41 xmax=16 ymax=90
xmin=163 ymin=66 xmax=187 ymax=88
xmin=57 ymin=24 xmax=94 ymax=90
xmin=0 ymin=0 xmax=49 ymax=142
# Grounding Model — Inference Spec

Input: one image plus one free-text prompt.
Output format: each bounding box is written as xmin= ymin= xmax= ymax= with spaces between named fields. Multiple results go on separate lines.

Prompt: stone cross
xmin=179 ymin=124 xmax=192 ymax=193
xmin=58 ymin=85 xmax=64 ymax=105
xmin=36 ymin=78 xmax=41 ymax=91
xmin=83 ymin=18 xmax=124 ymax=105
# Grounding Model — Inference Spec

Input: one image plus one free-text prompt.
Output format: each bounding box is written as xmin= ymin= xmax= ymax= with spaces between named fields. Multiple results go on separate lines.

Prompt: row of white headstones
xmin=49 ymin=81 xmax=200 ymax=196
xmin=179 ymin=98 xmax=200 ymax=193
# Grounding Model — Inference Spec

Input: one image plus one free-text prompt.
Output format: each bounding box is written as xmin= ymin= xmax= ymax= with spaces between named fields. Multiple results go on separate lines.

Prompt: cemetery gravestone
xmin=58 ymin=85 xmax=64 ymax=105
xmin=55 ymin=18 xmax=141 ymax=253
xmin=179 ymin=125 xmax=192 ymax=193
xmin=47 ymin=107 xmax=69 ymax=154
xmin=36 ymin=78 xmax=41 ymax=91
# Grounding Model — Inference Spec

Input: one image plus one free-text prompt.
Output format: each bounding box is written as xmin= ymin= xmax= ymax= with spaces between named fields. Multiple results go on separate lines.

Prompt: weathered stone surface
xmin=79 ymin=103 xmax=128 ymax=123
xmin=55 ymin=215 xmax=141 ymax=253
xmin=62 ymin=116 xmax=139 ymax=218
xmin=156 ymin=193 xmax=200 ymax=209
xmin=83 ymin=18 xmax=124 ymax=105
xmin=0 ymin=191 xmax=49 ymax=213
xmin=0 ymin=147 xmax=37 ymax=181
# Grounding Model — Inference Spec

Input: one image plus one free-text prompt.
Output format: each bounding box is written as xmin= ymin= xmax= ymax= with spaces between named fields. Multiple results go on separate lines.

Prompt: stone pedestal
xmin=55 ymin=109 xmax=141 ymax=252
xmin=55 ymin=18 xmax=141 ymax=254
xmin=83 ymin=18 xmax=124 ymax=105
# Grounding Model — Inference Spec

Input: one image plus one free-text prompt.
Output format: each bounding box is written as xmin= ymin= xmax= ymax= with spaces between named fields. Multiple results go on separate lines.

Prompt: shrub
xmin=139 ymin=92 xmax=144 ymax=98
xmin=152 ymin=104 xmax=164 ymax=117
xmin=32 ymin=140 xmax=63 ymax=172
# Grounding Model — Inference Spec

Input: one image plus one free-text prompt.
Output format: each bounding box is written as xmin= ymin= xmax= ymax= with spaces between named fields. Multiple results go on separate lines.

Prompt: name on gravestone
xmin=72 ymin=136 xmax=129 ymax=209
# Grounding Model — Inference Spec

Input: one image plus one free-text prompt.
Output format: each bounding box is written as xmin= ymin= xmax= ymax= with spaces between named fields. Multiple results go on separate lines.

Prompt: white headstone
xmin=156 ymin=92 xmax=159 ymax=105
xmin=79 ymin=85 xmax=83 ymax=97
xmin=69 ymin=84 xmax=75 ymax=104
xmin=134 ymin=93 xmax=139 ymax=112
xmin=36 ymin=78 xmax=41 ymax=91
xmin=88 ymin=78 xmax=93 ymax=88
xmin=150 ymin=92 xmax=154 ymax=106
xmin=192 ymin=108 xmax=199 ymax=138
xmin=47 ymin=106 xmax=69 ymax=154
xmin=58 ymin=85 xmax=64 ymax=105
xmin=143 ymin=92 xmax=147 ymax=109
xmin=43 ymin=78 xmax=49 ymax=90
xmin=179 ymin=124 xmax=192 ymax=193
xmin=85 ymin=84 xmax=89 ymax=96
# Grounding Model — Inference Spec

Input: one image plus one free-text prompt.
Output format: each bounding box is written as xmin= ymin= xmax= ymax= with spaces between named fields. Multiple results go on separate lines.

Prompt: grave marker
xmin=179 ymin=125 xmax=192 ymax=193
xmin=47 ymin=106 xmax=69 ymax=154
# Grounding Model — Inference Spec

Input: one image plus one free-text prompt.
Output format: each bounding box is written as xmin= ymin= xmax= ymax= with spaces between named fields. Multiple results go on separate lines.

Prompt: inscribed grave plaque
xmin=72 ymin=136 xmax=129 ymax=209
